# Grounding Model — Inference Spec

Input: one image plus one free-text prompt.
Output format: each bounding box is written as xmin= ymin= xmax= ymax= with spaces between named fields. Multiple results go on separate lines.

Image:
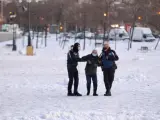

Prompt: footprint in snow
xmin=39 ymin=114 xmax=47 ymax=119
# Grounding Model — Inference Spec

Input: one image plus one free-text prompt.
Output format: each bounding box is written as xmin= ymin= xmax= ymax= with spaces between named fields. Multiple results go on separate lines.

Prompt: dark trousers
xmin=67 ymin=67 xmax=79 ymax=94
xmin=103 ymin=68 xmax=115 ymax=93
xmin=86 ymin=74 xmax=97 ymax=94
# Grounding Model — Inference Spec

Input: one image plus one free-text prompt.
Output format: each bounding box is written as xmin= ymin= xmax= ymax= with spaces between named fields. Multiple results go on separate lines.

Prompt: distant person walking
xmin=81 ymin=49 xmax=99 ymax=96
xmin=99 ymin=42 xmax=119 ymax=96
xmin=67 ymin=43 xmax=82 ymax=96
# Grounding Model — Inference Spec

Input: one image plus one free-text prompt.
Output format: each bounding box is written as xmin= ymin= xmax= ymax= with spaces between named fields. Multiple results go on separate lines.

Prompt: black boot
xmin=87 ymin=86 xmax=90 ymax=96
xmin=104 ymin=91 xmax=111 ymax=96
xmin=93 ymin=89 xmax=98 ymax=96
xmin=87 ymin=91 xmax=90 ymax=96
xmin=74 ymin=92 xmax=82 ymax=96
xmin=67 ymin=92 xmax=74 ymax=96
xmin=93 ymin=93 xmax=98 ymax=96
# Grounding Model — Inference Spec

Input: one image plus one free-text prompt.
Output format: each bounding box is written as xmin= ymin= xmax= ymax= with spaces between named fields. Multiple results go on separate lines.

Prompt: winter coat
xmin=99 ymin=48 xmax=119 ymax=70
xmin=67 ymin=50 xmax=81 ymax=68
xmin=81 ymin=54 xmax=99 ymax=75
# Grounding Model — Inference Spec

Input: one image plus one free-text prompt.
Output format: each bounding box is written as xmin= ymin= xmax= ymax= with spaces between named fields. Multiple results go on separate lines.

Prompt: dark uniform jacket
xmin=67 ymin=50 xmax=80 ymax=68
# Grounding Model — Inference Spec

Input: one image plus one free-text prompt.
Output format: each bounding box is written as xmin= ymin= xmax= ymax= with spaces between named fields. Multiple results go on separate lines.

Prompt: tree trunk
xmin=129 ymin=16 xmax=136 ymax=50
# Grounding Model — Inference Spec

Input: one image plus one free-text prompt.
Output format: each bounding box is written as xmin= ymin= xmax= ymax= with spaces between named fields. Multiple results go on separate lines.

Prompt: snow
xmin=0 ymin=35 xmax=160 ymax=120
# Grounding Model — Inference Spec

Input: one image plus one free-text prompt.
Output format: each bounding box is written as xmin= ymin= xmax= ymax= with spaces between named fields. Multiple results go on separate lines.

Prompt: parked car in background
xmin=85 ymin=31 xmax=94 ymax=39
xmin=75 ymin=31 xmax=94 ymax=39
xmin=94 ymin=33 xmax=108 ymax=40
xmin=66 ymin=31 xmax=76 ymax=38
xmin=75 ymin=32 xmax=84 ymax=39
xmin=1 ymin=24 xmax=23 ymax=38
xmin=109 ymin=28 xmax=130 ymax=41
xmin=152 ymin=32 xmax=160 ymax=38
xmin=131 ymin=27 xmax=156 ymax=42
xmin=93 ymin=32 xmax=106 ymax=39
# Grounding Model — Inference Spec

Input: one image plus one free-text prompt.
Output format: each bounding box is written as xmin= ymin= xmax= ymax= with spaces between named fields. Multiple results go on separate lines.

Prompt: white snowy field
xmin=0 ymin=35 xmax=160 ymax=120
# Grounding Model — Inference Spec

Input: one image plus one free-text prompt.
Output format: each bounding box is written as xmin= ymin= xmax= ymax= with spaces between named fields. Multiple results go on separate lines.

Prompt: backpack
xmin=99 ymin=51 xmax=118 ymax=70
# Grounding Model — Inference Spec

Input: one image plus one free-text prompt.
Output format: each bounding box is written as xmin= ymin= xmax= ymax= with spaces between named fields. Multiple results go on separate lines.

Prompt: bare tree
xmin=122 ymin=0 xmax=152 ymax=49
xmin=2 ymin=0 xmax=160 ymax=37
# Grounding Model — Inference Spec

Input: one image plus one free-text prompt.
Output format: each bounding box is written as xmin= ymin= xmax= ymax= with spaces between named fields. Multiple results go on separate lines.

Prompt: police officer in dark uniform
xmin=67 ymin=43 xmax=82 ymax=96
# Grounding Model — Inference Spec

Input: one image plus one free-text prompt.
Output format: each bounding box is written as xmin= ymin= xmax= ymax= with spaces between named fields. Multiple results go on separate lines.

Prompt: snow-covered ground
xmin=0 ymin=35 xmax=160 ymax=120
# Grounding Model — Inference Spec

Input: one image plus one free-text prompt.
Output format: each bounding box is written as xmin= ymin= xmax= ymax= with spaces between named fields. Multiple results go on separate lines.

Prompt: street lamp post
xmin=26 ymin=0 xmax=33 ymax=56
xmin=12 ymin=23 xmax=17 ymax=51
xmin=28 ymin=0 xmax=31 ymax=46
xmin=83 ymin=12 xmax=86 ymax=50
xmin=129 ymin=16 xmax=142 ymax=50
xmin=155 ymin=11 xmax=160 ymax=50
xmin=114 ymin=26 xmax=119 ymax=50
xmin=9 ymin=12 xmax=17 ymax=51
xmin=103 ymin=12 xmax=107 ymax=44
xmin=1 ymin=0 xmax=3 ymax=20
xmin=111 ymin=24 xmax=119 ymax=50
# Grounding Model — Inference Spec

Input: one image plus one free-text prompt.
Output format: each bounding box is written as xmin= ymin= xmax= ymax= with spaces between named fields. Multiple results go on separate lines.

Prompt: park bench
xmin=141 ymin=46 xmax=149 ymax=51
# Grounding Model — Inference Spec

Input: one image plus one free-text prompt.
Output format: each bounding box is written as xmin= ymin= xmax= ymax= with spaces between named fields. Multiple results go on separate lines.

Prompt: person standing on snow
xmin=67 ymin=43 xmax=82 ymax=96
xmin=81 ymin=49 xmax=99 ymax=96
xmin=99 ymin=42 xmax=119 ymax=96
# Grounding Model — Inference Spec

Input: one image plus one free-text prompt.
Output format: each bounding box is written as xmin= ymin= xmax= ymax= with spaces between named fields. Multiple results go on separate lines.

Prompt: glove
xmin=87 ymin=60 xmax=92 ymax=64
